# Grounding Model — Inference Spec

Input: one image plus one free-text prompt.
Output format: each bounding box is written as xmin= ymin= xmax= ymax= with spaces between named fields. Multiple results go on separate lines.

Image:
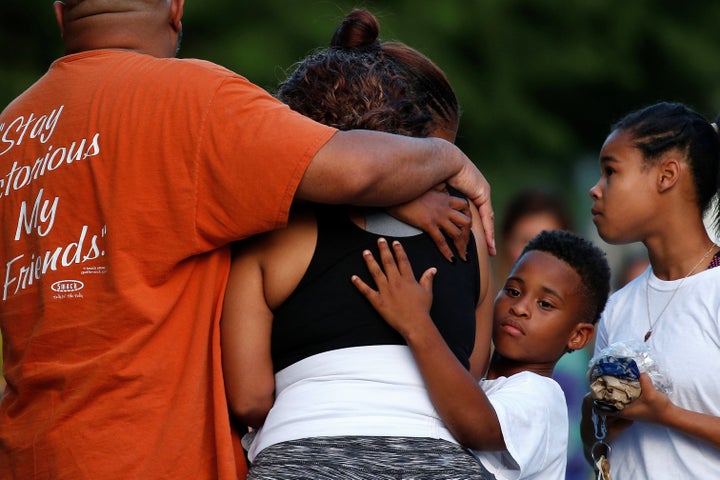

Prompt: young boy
xmin=352 ymin=230 xmax=611 ymax=479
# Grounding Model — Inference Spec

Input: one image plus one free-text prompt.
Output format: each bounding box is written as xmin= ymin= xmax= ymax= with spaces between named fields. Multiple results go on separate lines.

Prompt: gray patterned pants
xmin=247 ymin=436 xmax=497 ymax=480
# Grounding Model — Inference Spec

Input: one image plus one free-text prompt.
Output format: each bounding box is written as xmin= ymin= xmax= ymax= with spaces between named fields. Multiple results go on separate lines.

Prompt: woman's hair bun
xmin=330 ymin=9 xmax=380 ymax=49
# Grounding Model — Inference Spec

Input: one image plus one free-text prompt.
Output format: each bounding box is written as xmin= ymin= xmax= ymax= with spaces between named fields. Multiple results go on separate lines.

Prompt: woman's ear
xmin=566 ymin=323 xmax=595 ymax=353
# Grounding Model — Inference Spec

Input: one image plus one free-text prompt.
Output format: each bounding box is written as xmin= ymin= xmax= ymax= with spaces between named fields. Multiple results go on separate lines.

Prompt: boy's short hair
xmin=521 ymin=230 xmax=611 ymax=325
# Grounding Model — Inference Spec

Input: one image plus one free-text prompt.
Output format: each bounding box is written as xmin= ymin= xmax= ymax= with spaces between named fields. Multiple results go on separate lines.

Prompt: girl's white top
xmin=594 ymin=266 xmax=720 ymax=479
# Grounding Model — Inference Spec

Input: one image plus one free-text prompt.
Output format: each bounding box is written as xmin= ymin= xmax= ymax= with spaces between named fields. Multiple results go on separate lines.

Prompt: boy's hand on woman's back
xmin=352 ymin=238 xmax=436 ymax=339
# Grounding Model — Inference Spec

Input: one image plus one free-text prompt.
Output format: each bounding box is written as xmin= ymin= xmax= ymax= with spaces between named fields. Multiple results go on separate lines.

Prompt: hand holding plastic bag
xmin=587 ymin=341 xmax=672 ymax=412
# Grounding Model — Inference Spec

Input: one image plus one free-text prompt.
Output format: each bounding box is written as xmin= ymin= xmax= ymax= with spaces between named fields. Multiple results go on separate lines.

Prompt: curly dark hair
xmin=276 ymin=9 xmax=459 ymax=139
xmin=521 ymin=230 xmax=611 ymax=325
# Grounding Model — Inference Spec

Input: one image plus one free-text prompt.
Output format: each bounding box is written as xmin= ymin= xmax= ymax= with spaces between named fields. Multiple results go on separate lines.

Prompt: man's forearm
xmin=297 ymin=129 xmax=495 ymax=254
xmin=297 ymin=130 xmax=468 ymax=205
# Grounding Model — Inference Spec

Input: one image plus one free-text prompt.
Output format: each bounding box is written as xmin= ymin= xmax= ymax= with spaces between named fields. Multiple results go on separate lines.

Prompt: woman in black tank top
xmin=221 ymin=9 xmax=494 ymax=479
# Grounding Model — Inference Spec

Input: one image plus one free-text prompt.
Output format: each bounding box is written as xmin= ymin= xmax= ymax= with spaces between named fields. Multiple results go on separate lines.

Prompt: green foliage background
xmin=3 ymin=0 xmax=720 ymax=220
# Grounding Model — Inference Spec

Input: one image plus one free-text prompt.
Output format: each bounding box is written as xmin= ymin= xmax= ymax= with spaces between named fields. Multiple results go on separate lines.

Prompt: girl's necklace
xmin=644 ymin=243 xmax=716 ymax=342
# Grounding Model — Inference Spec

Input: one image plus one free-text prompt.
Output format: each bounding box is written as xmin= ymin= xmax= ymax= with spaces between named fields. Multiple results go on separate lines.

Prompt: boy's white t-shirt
xmin=474 ymin=371 xmax=568 ymax=480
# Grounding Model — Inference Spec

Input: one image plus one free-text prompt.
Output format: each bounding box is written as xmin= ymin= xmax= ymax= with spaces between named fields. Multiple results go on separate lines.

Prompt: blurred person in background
xmin=613 ymin=249 xmax=650 ymax=291
xmin=496 ymin=189 xmax=574 ymax=288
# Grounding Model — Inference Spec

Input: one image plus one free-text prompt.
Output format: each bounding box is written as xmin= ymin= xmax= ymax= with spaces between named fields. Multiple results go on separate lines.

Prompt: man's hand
xmin=445 ymin=160 xmax=495 ymax=256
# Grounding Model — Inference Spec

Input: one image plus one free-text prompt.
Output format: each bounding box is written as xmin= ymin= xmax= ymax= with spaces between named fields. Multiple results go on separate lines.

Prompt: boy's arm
xmin=387 ymin=192 xmax=495 ymax=369
xmin=351 ymin=238 xmax=504 ymax=450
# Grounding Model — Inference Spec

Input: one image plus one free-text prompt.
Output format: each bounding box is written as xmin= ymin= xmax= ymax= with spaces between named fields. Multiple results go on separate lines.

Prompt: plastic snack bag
xmin=587 ymin=340 xmax=672 ymax=412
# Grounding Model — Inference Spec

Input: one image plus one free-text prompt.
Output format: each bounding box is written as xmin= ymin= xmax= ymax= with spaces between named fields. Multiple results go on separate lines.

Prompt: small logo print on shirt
xmin=51 ymin=280 xmax=85 ymax=293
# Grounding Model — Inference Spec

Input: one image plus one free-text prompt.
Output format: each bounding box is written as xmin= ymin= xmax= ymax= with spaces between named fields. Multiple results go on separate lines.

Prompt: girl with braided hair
xmin=581 ymin=101 xmax=720 ymax=479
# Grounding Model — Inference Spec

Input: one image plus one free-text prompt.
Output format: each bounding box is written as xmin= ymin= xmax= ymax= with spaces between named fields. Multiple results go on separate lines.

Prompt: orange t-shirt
xmin=0 ymin=50 xmax=336 ymax=479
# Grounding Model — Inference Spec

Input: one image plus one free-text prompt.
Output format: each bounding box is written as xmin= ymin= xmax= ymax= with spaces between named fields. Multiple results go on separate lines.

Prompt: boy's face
xmin=493 ymin=250 xmax=589 ymax=365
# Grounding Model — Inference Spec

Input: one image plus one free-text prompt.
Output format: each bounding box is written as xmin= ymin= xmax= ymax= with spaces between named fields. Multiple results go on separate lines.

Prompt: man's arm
xmin=298 ymin=130 xmax=496 ymax=255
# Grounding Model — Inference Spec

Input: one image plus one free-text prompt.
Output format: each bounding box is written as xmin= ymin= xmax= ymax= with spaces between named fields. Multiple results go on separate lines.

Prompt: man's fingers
xmin=462 ymin=170 xmax=495 ymax=256
xmin=477 ymin=201 xmax=496 ymax=256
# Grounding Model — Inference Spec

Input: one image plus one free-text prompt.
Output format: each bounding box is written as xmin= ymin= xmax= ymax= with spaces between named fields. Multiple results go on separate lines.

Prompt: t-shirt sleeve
xmin=479 ymin=373 xmax=568 ymax=480
xmin=193 ymin=75 xmax=337 ymax=247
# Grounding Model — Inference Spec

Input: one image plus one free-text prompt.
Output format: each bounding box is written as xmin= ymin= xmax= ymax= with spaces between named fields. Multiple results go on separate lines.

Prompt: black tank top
xmin=271 ymin=205 xmax=481 ymax=372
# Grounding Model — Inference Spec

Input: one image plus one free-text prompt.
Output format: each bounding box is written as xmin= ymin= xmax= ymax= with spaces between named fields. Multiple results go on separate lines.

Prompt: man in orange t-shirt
xmin=0 ymin=1 xmax=494 ymax=479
